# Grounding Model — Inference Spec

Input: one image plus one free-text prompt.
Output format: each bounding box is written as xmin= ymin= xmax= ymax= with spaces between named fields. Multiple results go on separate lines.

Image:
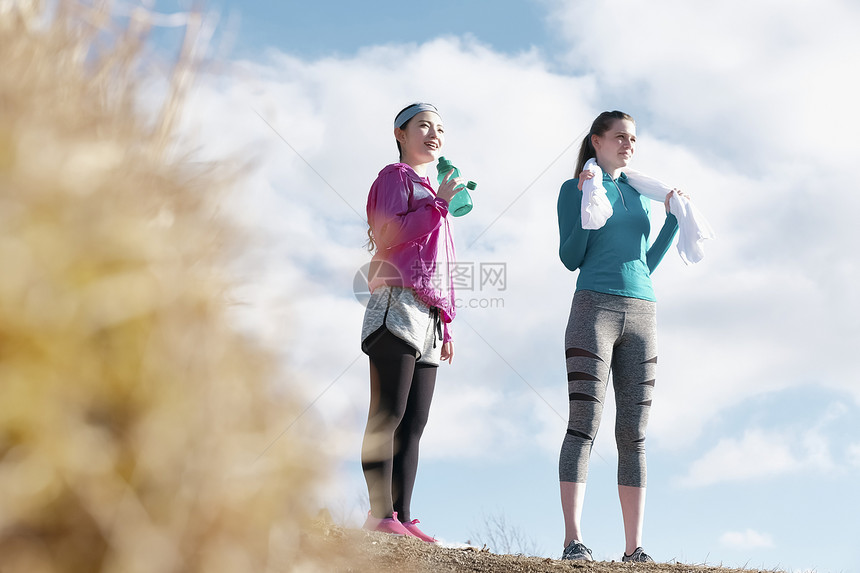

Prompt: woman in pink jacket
xmin=359 ymin=103 xmax=464 ymax=542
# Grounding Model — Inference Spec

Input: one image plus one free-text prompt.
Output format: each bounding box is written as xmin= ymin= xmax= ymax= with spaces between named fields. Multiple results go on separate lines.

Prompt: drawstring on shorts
xmin=431 ymin=307 xmax=442 ymax=348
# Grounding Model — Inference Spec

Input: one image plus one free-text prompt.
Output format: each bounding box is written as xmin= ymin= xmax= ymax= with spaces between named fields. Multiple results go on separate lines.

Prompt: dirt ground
xmin=307 ymin=525 xmax=783 ymax=573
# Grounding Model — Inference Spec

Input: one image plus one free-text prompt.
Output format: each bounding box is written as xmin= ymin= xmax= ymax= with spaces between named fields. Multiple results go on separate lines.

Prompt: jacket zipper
xmin=608 ymin=174 xmax=628 ymax=211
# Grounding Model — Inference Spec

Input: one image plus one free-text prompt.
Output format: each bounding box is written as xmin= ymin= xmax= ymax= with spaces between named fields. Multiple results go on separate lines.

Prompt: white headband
xmin=394 ymin=103 xmax=439 ymax=128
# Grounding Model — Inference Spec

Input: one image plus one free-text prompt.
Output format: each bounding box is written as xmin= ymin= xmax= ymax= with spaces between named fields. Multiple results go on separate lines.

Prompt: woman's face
xmin=396 ymin=111 xmax=444 ymax=167
xmin=592 ymin=118 xmax=636 ymax=172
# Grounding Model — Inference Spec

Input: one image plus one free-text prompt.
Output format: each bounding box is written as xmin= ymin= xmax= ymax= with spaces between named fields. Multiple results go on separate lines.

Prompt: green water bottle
xmin=436 ymin=156 xmax=476 ymax=217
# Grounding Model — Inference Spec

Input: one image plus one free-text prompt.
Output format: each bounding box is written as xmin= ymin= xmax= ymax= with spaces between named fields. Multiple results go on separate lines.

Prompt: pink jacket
xmin=366 ymin=163 xmax=456 ymax=343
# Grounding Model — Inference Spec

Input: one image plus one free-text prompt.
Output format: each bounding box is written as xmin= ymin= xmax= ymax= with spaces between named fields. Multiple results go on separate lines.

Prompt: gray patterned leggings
xmin=559 ymin=290 xmax=658 ymax=487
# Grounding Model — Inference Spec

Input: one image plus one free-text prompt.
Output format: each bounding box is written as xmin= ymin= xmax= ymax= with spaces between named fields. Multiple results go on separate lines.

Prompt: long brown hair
xmin=575 ymin=110 xmax=635 ymax=176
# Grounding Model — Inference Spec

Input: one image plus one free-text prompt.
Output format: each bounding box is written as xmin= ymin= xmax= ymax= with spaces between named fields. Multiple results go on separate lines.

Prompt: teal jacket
xmin=558 ymin=171 xmax=678 ymax=302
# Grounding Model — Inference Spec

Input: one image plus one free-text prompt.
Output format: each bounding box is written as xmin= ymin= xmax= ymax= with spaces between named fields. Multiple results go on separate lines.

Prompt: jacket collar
xmin=601 ymin=170 xmax=629 ymax=183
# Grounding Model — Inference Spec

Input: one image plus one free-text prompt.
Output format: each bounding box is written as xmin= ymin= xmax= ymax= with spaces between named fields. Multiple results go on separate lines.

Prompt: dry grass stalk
xmin=0 ymin=1 xmax=336 ymax=571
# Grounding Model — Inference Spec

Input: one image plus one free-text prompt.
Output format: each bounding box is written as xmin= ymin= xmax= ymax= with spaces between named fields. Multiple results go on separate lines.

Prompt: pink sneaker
xmin=363 ymin=511 xmax=411 ymax=536
xmin=401 ymin=518 xmax=437 ymax=543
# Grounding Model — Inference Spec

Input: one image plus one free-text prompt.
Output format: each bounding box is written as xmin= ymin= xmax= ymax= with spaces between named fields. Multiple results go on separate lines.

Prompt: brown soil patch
xmin=308 ymin=525 xmax=783 ymax=573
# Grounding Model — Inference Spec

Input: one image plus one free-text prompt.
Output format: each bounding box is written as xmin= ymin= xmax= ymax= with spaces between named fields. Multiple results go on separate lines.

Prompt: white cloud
xmin=846 ymin=443 xmax=860 ymax=467
xmin=129 ymin=7 xmax=860 ymax=571
xmin=719 ymin=529 xmax=774 ymax=549
xmin=169 ymin=0 xmax=860 ymax=470
xmin=678 ymin=427 xmax=834 ymax=487
xmin=680 ymin=430 xmax=797 ymax=486
xmin=545 ymin=0 xmax=860 ymax=167
xmin=422 ymin=385 xmax=519 ymax=460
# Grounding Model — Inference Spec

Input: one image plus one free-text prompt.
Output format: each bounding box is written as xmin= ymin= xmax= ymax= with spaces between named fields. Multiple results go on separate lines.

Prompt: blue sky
xmin=143 ymin=1 xmax=860 ymax=571
xmin=191 ymin=1 xmax=548 ymax=57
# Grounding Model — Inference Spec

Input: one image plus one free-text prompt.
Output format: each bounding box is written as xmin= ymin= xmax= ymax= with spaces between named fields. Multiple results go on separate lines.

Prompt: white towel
xmin=625 ymin=169 xmax=715 ymax=265
xmin=580 ymin=158 xmax=613 ymax=229
xmin=579 ymin=162 xmax=715 ymax=265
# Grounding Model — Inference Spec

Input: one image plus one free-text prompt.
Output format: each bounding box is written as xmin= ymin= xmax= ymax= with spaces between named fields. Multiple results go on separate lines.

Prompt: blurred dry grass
xmin=0 ymin=1 xmax=337 ymax=571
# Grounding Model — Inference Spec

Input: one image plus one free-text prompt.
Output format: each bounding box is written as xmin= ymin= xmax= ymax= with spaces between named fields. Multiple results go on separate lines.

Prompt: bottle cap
xmin=466 ymin=181 xmax=477 ymax=190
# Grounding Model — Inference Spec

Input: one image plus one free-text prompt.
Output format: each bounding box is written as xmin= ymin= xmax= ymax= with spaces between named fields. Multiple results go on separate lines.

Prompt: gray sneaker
xmin=622 ymin=547 xmax=654 ymax=563
xmin=562 ymin=539 xmax=593 ymax=561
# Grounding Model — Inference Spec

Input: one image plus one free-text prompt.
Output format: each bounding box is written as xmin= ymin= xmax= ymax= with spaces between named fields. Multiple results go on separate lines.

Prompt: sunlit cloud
xmin=720 ymin=529 xmax=775 ymax=549
xmin=677 ymin=428 xmax=835 ymax=487
xmin=153 ymin=2 xmax=860 ymax=570
xmin=176 ymin=17 xmax=860 ymax=467
xmin=846 ymin=443 xmax=860 ymax=468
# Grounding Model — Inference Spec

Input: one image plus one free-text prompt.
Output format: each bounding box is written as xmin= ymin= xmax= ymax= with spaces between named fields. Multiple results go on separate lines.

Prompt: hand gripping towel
xmin=625 ymin=169 xmax=715 ymax=265
xmin=580 ymin=158 xmax=613 ymax=229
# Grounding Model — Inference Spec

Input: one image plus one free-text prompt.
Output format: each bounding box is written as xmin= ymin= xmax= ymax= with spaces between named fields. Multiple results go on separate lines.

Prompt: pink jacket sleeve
xmin=442 ymin=321 xmax=452 ymax=345
xmin=368 ymin=167 xmax=449 ymax=250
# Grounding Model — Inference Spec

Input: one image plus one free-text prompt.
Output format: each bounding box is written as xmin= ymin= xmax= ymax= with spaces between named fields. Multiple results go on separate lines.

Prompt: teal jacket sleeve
xmin=558 ymin=179 xmax=590 ymax=272
xmin=646 ymin=213 xmax=679 ymax=272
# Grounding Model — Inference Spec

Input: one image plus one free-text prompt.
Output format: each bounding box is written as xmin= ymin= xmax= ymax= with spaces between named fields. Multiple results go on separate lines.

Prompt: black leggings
xmin=361 ymin=328 xmax=437 ymax=521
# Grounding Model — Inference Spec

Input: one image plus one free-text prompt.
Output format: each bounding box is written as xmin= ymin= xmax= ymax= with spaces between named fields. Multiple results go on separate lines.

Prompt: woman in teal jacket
xmin=557 ymin=110 xmax=686 ymax=563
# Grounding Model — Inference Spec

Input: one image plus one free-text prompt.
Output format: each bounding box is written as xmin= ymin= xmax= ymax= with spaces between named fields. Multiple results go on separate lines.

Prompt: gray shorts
xmin=361 ymin=286 xmax=443 ymax=366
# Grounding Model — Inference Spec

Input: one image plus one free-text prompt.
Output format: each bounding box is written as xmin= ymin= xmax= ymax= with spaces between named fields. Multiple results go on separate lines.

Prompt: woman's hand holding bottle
xmin=437 ymin=169 xmax=466 ymax=205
